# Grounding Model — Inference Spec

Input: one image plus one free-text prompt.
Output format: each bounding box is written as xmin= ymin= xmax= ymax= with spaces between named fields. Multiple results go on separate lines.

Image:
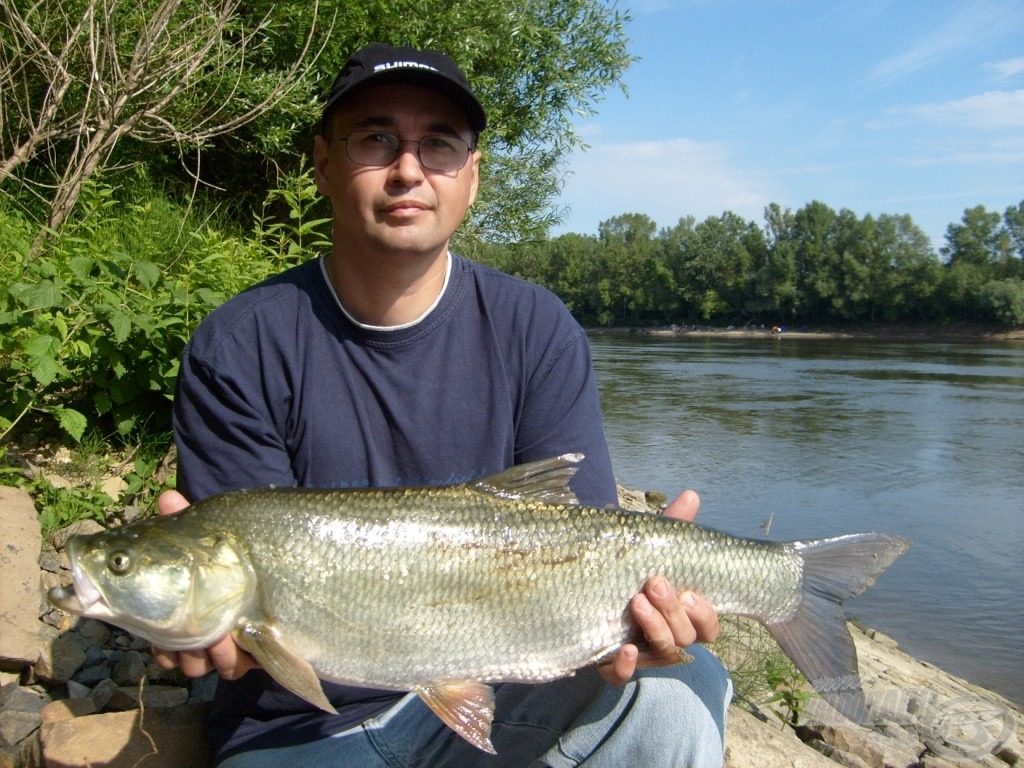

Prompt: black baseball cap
xmin=323 ymin=43 xmax=487 ymax=135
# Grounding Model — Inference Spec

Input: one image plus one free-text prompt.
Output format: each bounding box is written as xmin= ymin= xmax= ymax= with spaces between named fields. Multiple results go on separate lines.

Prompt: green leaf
xmin=55 ymin=407 xmax=88 ymax=442
xmin=94 ymin=391 xmax=113 ymax=415
xmin=23 ymin=334 xmax=61 ymax=385
xmin=12 ymin=279 xmax=63 ymax=310
xmin=135 ymin=261 xmax=161 ymax=289
xmin=69 ymin=257 xmax=95 ymax=281
xmin=109 ymin=310 xmax=132 ymax=343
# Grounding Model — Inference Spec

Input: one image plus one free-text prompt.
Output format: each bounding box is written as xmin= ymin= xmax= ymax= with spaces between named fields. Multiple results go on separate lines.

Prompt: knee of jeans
xmin=633 ymin=646 xmax=732 ymax=739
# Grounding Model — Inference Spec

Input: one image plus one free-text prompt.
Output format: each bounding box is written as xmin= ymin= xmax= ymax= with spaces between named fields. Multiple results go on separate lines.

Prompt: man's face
xmin=313 ymin=82 xmax=481 ymax=260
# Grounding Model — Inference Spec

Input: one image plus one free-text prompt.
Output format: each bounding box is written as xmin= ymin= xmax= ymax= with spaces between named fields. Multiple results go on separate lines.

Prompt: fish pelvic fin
xmin=416 ymin=680 xmax=497 ymax=754
xmin=471 ymin=454 xmax=583 ymax=506
xmin=767 ymin=533 xmax=910 ymax=723
xmin=233 ymin=622 xmax=336 ymax=714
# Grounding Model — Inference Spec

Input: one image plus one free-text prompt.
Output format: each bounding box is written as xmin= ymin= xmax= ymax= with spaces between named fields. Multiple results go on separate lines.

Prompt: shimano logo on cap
xmin=374 ymin=61 xmax=439 ymax=73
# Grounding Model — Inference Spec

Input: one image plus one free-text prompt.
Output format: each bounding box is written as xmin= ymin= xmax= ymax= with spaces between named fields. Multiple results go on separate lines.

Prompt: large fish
xmin=49 ymin=454 xmax=909 ymax=753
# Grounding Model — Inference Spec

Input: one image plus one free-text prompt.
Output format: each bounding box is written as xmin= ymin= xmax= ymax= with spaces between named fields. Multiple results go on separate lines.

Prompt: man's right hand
xmin=150 ymin=490 xmax=258 ymax=680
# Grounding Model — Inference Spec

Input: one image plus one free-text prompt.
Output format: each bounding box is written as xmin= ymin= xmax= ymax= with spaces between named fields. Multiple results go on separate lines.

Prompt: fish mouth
xmin=47 ymin=540 xmax=104 ymax=616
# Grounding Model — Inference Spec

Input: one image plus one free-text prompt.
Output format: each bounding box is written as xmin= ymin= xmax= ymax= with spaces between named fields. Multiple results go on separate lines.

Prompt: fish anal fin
xmin=416 ymin=680 xmax=497 ymax=754
xmin=471 ymin=454 xmax=583 ymax=505
xmin=233 ymin=622 xmax=336 ymax=714
xmin=766 ymin=533 xmax=910 ymax=723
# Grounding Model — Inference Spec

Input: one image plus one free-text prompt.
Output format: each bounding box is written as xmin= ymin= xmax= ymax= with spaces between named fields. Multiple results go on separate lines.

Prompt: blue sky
xmin=552 ymin=0 xmax=1024 ymax=251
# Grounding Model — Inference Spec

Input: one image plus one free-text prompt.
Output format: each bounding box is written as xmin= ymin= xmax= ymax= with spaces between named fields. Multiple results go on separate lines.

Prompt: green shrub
xmin=1 ymin=170 xmax=323 ymax=445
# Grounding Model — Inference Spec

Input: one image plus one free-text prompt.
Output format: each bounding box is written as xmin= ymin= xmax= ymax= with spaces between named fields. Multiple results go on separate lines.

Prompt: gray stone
xmin=75 ymin=663 xmax=113 ymax=685
xmin=0 ymin=682 xmax=45 ymax=747
xmin=0 ymin=710 xmax=40 ymax=747
xmin=113 ymin=650 xmax=147 ymax=686
xmin=0 ymin=486 xmax=43 ymax=668
xmin=76 ymin=619 xmax=112 ymax=647
xmin=66 ymin=680 xmax=90 ymax=699
xmin=35 ymin=632 xmax=87 ymax=684
xmin=107 ymin=684 xmax=189 ymax=711
xmin=38 ymin=547 xmax=61 ymax=573
xmin=89 ymin=678 xmax=119 ymax=711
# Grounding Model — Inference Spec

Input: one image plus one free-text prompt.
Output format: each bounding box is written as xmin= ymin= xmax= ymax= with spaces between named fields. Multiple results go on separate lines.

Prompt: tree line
xmin=473 ymin=201 xmax=1024 ymax=328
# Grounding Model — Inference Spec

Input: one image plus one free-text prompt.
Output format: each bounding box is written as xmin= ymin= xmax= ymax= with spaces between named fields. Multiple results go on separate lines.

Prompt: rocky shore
xmin=2 ymin=484 xmax=1021 ymax=767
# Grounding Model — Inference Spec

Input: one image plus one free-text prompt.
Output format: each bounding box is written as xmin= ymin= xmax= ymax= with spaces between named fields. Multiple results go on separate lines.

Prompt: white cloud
xmin=867 ymin=1 xmax=1021 ymax=85
xmin=555 ymin=138 xmax=780 ymax=234
xmin=987 ymin=55 xmax=1024 ymax=79
xmin=883 ymin=89 xmax=1024 ymax=131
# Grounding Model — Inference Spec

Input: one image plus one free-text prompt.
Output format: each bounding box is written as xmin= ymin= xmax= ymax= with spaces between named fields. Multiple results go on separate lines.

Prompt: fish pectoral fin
xmin=233 ymin=622 xmax=336 ymax=714
xmin=416 ymin=680 xmax=497 ymax=754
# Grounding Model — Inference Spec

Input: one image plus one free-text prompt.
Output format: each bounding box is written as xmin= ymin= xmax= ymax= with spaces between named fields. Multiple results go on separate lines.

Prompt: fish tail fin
xmin=765 ymin=533 xmax=910 ymax=722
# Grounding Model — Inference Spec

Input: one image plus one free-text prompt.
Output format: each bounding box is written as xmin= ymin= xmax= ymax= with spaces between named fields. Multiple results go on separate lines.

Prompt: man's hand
xmin=598 ymin=489 xmax=720 ymax=686
xmin=150 ymin=490 xmax=257 ymax=680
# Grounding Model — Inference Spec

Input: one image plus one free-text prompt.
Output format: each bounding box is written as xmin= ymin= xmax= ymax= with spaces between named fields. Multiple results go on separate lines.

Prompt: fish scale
xmin=49 ymin=454 xmax=909 ymax=754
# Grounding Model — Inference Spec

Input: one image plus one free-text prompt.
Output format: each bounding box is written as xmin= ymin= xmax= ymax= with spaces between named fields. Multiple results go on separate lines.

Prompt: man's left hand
xmin=598 ymin=489 xmax=720 ymax=686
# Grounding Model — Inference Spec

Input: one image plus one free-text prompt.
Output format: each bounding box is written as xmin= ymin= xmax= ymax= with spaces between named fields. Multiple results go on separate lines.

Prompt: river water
xmin=589 ymin=332 xmax=1024 ymax=706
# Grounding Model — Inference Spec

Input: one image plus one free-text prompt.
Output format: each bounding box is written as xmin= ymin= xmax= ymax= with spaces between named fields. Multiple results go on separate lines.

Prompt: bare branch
xmin=1 ymin=0 xmax=329 ymax=228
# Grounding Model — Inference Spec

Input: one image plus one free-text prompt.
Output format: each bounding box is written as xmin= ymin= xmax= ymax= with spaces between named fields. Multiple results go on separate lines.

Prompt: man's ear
xmin=467 ymin=150 xmax=481 ymax=207
xmin=313 ymin=135 xmax=331 ymax=193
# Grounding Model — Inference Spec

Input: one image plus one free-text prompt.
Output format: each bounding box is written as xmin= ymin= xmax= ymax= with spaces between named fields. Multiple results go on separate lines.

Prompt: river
xmin=589 ymin=332 xmax=1024 ymax=706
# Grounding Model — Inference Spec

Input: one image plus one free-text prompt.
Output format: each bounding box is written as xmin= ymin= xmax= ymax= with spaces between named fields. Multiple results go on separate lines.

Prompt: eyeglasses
xmin=339 ymin=130 xmax=474 ymax=173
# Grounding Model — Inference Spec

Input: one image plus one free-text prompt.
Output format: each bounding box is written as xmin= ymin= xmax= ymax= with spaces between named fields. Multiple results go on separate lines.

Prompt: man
xmin=155 ymin=43 xmax=731 ymax=767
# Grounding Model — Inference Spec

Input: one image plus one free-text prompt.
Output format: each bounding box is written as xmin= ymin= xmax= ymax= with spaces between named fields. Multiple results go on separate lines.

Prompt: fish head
xmin=48 ymin=515 xmax=255 ymax=650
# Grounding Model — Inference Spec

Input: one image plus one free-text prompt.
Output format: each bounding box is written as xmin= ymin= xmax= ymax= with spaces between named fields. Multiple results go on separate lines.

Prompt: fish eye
xmin=107 ymin=550 xmax=132 ymax=575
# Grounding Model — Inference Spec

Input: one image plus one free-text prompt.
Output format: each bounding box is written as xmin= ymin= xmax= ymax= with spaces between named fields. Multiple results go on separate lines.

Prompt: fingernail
xmin=650 ymin=578 xmax=669 ymax=598
xmin=681 ymin=591 xmax=696 ymax=607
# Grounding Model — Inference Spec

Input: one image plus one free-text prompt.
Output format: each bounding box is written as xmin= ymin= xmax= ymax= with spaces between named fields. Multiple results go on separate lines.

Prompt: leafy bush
xmin=1 ymin=170 xmax=324 ymax=445
xmin=979 ymin=279 xmax=1024 ymax=325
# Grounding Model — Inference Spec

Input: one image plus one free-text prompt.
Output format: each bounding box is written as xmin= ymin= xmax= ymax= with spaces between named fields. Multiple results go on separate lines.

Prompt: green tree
xmin=792 ymin=201 xmax=841 ymax=323
xmin=941 ymin=205 xmax=1011 ymax=270
xmin=750 ymin=204 xmax=799 ymax=321
xmin=1001 ymin=199 xmax=1024 ymax=272
xmin=938 ymin=205 xmax=1015 ymax=318
xmin=873 ymin=214 xmax=942 ymax=322
xmin=2 ymin=0 xmax=632 ymax=244
xmin=595 ymin=214 xmax=667 ymax=325
xmin=674 ymin=212 xmax=758 ymax=322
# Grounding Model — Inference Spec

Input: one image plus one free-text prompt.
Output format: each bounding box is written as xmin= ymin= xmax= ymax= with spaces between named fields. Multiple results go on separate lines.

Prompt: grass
xmin=3 ymin=428 xmax=176 ymax=536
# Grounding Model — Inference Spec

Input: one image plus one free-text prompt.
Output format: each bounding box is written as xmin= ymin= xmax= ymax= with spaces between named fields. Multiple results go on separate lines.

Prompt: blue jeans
xmin=218 ymin=645 xmax=731 ymax=768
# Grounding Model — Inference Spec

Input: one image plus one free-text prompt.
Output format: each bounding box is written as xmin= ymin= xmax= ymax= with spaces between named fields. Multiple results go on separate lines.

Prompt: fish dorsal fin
xmin=233 ymin=621 xmax=336 ymax=714
xmin=416 ymin=680 xmax=497 ymax=754
xmin=471 ymin=454 xmax=582 ymax=505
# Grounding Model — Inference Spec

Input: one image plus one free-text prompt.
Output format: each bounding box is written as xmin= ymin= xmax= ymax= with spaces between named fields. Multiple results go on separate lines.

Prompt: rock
xmin=113 ymin=650 xmax=148 ymax=686
xmin=107 ymin=684 xmax=189 ymax=712
xmin=77 ymin=619 xmax=112 ymax=647
xmin=88 ymin=678 xmax=119 ymax=711
xmin=724 ymin=706 xmax=837 ymax=767
xmin=48 ymin=519 xmax=104 ymax=550
xmin=0 ymin=682 xmax=46 ymax=747
xmin=0 ymin=486 xmax=43 ymax=669
xmin=812 ymin=721 xmax=921 ymax=767
xmin=39 ymin=704 xmax=211 ymax=768
xmin=34 ymin=631 xmax=87 ymax=684
xmin=40 ymin=697 xmax=98 ymax=723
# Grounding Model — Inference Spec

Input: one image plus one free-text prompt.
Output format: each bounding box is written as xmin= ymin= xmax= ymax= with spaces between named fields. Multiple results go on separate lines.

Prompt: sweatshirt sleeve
xmin=514 ymin=325 xmax=618 ymax=509
xmin=173 ymin=341 xmax=297 ymax=502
